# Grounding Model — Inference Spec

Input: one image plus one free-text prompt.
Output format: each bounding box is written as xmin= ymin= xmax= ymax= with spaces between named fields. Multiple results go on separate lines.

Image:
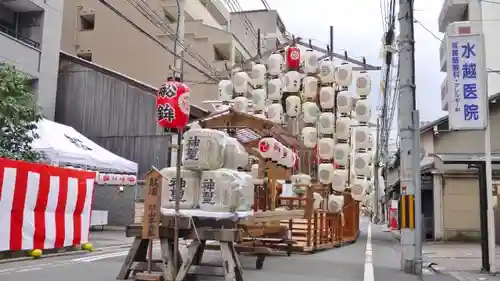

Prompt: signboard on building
xmin=447 ymin=33 xmax=487 ymax=130
xmin=141 ymin=169 xmax=163 ymax=239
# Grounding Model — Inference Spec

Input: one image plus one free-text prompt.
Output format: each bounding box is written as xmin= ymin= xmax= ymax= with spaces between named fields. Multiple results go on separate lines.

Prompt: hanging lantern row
xmin=95 ymin=173 xmax=137 ymax=186
xmin=257 ymin=137 xmax=298 ymax=168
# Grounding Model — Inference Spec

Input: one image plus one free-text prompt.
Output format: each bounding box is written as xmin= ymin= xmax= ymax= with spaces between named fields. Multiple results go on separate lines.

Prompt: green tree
xmin=0 ymin=62 xmax=43 ymax=162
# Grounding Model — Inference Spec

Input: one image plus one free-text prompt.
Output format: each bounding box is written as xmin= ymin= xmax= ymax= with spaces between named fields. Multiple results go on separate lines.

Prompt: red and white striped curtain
xmin=0 ymin=158 xmax=96 ymax=251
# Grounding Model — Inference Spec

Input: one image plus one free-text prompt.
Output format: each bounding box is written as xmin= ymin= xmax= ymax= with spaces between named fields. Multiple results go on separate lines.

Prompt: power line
xmin=98 ymin=0 xmax=219 ymax=82
xmin=130 ymin=0 xmax=218 ymax=74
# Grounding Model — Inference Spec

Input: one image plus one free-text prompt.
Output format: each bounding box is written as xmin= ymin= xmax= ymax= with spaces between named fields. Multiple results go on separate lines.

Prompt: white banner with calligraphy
xmin=446 ymin=33 xmax=487 ymax=130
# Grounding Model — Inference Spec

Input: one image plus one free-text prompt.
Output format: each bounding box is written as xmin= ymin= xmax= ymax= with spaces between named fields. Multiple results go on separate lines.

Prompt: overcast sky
xmin=237 ymin=0 xmax=446 ymax=124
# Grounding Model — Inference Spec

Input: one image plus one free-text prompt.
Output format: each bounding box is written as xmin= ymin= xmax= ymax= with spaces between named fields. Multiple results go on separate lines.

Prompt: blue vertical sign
xmin=447 ymin=34 xmax=487 ymax=130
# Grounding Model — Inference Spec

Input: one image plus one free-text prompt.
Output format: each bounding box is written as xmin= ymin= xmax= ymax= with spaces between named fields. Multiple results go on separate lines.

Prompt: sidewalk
xmin=89 ymin=226 xmax=134 ymax=249
xmin=390 ymin=230 xmax=500 ymax=280
xmin=423 ymin=242 xmax=500 ymax=280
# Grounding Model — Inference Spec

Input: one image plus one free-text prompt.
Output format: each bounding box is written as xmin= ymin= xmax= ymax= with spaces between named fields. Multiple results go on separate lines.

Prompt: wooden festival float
xmin=117 ymin=34 xmax=378 ymax=281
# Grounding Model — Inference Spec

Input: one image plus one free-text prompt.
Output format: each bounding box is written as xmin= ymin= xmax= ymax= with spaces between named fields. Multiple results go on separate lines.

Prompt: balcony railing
xmin=0 ymin=23 xmax=40 ymax=49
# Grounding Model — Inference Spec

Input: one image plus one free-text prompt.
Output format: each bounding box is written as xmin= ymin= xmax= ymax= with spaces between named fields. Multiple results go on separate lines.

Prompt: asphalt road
xmin=0 ymin=217 xmax=446 ymax=281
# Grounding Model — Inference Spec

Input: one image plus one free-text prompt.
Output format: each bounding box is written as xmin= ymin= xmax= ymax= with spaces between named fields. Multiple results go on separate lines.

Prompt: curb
xmin=0 ymin=244 xmax=131 ymax=264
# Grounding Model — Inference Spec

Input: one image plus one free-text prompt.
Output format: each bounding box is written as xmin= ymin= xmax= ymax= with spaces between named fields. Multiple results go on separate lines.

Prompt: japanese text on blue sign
xmin=451 ymin=39 xmax=480 ymax=122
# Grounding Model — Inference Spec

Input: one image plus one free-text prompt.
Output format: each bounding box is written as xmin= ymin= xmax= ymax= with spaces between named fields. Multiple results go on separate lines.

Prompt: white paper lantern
xmin=285 ymin=70 xmax=301 ymax=93
xmin=334 ymin=143 xmax=351 ymax=166
xmin=96 ymin=173 xmax=105 ymax=185
xmin=251 ymin=63 xmax=266 ymax=86
xmin=331 ymin=169 xmax=348 ymax=192
xmin=336 ymin=90 xmax=352 ymax=114
xmin=126 ymin=175 xmax=137 ymax=186
xmin=301 ymin=126 xmax=318 ymax=148
xmin=232 ymin=96 xmax=249 ymax=113
xmin=102 ymin=173 xmax=111 ymax=185
xmin=328 ymin=194 xmax=344 ymax=213
xmin=354 ymin=127 xmax=371 ymax=150
xmin=270 ymin=140 xmax=283 ymax=163
xmin=268 ymin=78 xmax=283 ymax=101
xmin=279 ymin=146 xmax=291 ymax=166
xmin=233 ymin=71 xmax=249 ymax=94
xmin=285 ymin=95 xmax=301 ymax=117
xmin=283 ymin=148 xmax=294 ymax=168
xmin=336 ymin=117 xmax=351 ymax=140
xmin=302 ymin=101 xmax=320 ymax=124
xmin=318 ymin=60 xmax=335 ymax=84
xmin=291 ymin=173 xmax=312 ymax=185
xmin=354 ymin=99 xmax=371 ymax=123
xmin=319 ymin=86 xmax=335 ymax=109
xmin=351 ymin=178 xmax=369 ymax=201
xmin=267 ymin=53 xmax=284 ymax=76
xmin=304 ymin=50 xmax=319 ymax=74
xmin=302 ymin=76 xmax=318 ymax=100
xmin=353 ymin=152 xmax=373 ymax=177
xmin=355 ymin=71 xmax=372 ymax=97
xmin=318 ymin=137 xmax=335 ymax=160
xmin=258 ymin=137 xmax=275 ymax=159
xmin=218 ymin=80 xmax=233 ymax=102
xmin=318 ymin=112 xmax=335 ymax=135
xmin=251 ymin=88 xmax=267 ymax=111
xmin=318 ymin=163 xmax=335 ymax=184
xmin=267 ymin=103 xmax=283 ymax=124
xmin=335 ymin=63 xmax=353 ymax=87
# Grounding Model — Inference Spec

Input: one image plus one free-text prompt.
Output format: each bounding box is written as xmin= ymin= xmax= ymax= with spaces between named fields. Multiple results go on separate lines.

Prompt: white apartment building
xmin=0 ymin=0 xmax=64 ymax=120
xmin=439 ymin=0 xmax=500 ymax=111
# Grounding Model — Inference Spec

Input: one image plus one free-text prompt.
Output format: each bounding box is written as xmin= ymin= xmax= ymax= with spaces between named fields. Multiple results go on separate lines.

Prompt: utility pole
xmin=172 ymin=0 xmax=185 ymax=277
xmin=374 ymin=0 xmax=396 ymax=224
xmin=374 ymin=117 xmax=381 ymax=223
xmin=470 ymin=0 xmax=495 ymax=273
xmin=398 ymin=0 xmax=423 ymax=275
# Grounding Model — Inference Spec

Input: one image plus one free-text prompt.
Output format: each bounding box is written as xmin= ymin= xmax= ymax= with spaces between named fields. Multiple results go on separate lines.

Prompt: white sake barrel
xmin=328 ymin=194 xmax=344 ymax=213
xmin=224 ymin=137 xmax=249 ymax=170
xmin=234 ymin=171 xmax=254 ymax=211
xmin=160 ymin=167 xmax=201 ymax=209
xmin=182 ymin=129 xmax=226 ymax=170
xmin=199 ymin=169 xmax=246 ymax=212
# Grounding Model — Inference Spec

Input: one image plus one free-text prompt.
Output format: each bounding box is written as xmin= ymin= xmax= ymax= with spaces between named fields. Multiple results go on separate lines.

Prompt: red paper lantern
xmin=156 ymin=81 xmax=191 ymax=129
xmin=286 ymin=46 xmax=301 ymax=70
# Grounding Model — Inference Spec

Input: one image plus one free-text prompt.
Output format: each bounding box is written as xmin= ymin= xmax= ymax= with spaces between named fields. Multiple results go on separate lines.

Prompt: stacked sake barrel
xmin=159 ymin=128 xmax=254 ymax=213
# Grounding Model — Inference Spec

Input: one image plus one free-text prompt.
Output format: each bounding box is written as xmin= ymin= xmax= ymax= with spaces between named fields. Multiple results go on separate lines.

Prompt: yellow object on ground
xmin=31 ymin=249 xmax=43 ymax=258
xmin=82 ymin=243 xmax=93 ymax=251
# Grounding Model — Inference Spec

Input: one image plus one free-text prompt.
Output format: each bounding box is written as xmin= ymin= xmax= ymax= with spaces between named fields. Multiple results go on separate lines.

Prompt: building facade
xmin=438 ymin=0 xmax=500 ymax=111
xmin=0 ymin=0 xmax=64 ymax=120
xmin=60 ymin=0 xmax=259 ymax=110
xmin=386 ymin=93 xmax=500 ymax=241
xmin=230 ymin=9 xmax=288 ymax=55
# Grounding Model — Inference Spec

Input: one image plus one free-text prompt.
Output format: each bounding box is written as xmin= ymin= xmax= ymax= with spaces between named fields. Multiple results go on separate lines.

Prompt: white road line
xmin=70 ymin=251 xmax=129 ymax=262
xmin=364 ymin=223 xmax=374 ymax=281
xmin=17 ymin=267 xmax=41 ymax=272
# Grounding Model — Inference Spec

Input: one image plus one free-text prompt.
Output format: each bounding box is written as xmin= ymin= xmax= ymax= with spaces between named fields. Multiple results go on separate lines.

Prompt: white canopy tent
xmin=31 ymin=119 xmax=138 ymax=174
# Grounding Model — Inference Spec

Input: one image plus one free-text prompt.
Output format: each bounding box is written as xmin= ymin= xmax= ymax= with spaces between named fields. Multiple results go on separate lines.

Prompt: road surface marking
xmin=17 ymin=267 xmax=41 ymax=272
xmin=70 ymin=251 xmax=129 ymax=262
xmin=364 ymin=223 xmax=374 ymax=281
